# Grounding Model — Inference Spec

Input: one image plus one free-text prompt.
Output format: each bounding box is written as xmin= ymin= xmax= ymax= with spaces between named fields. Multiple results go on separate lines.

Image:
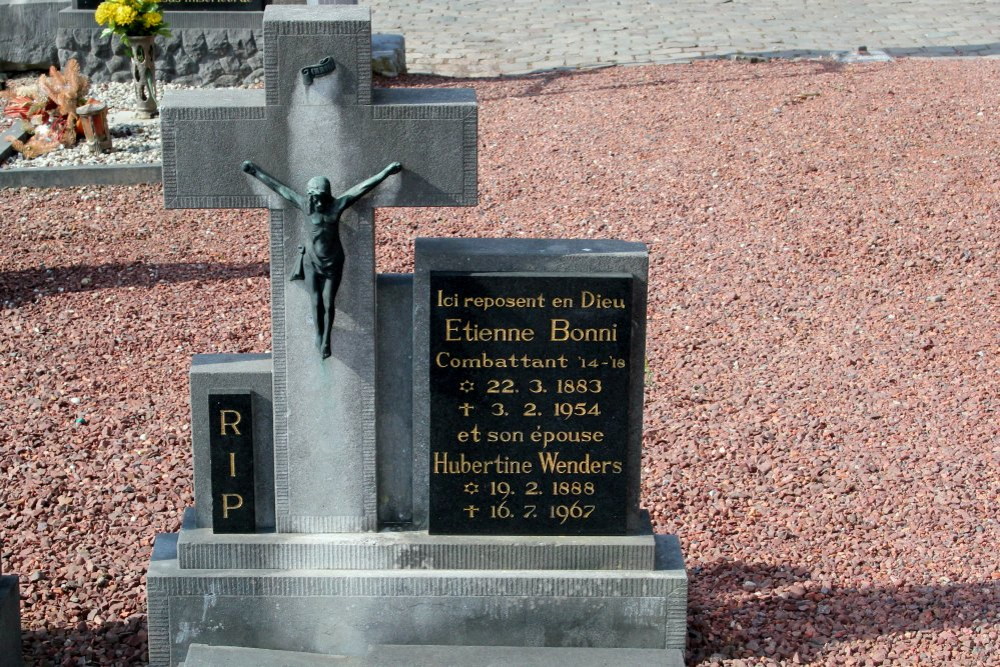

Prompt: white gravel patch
xmin=1 ymin=81 xmax=241 ymax=170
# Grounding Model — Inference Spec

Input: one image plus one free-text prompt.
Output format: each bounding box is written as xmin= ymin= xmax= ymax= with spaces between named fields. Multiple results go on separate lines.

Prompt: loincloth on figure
xmin=290 ymin=244 xmax=344 ymax=281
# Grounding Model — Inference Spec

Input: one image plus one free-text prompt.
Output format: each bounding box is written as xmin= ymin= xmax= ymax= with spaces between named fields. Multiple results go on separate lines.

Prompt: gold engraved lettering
xmin=529 ymin=428 xmax=605 ymax=448
xmin=219 ymin=409 xmax=242 ymax=435
xmin=550 ymin=319 xmax=618 ymax=343
xmin=486 ymin=430 xmax=524 ymax=444
xmin=434 ymin=352 xmax=567 ymax=369
xmin=551 ymin=297 xmax=574 ymax=308
xmin=580 ymin=290 xmax=626 ymax=309
xmin=433 ymin=451 xmax=533 ymax=475
xmin=445 ymin=318 xmax=535 ymax=343
xmin=490 ymin=502 xmax=513 ymax=519
xmin=456 ymin=424 xmax=481 ymax=443
xmin=220 ymin=493 xmax=244 ymax=518
xmin=228 ymin=452 xmax=237 ymax=477
xmin=461 ymin=294 xmax=547 ymax=310
xmin=537 ymin=451 xmax=623 ymax=474
xmin=550 ymin=502 xmax=596 ymax=524
xmin=437 ymin=290 xmax=459 ymax=307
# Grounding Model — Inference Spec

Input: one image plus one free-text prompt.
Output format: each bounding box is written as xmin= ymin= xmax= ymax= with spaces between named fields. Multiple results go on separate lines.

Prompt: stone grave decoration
xmin=146 ymin=6 xmax=687 ymax=665
xmin=59 ymin=0 xmax=274 ymax=88
xmin=93 ymin=0 xmax=172 ymax=117
xmin=0 ymin=544 xmax=23 ymax=667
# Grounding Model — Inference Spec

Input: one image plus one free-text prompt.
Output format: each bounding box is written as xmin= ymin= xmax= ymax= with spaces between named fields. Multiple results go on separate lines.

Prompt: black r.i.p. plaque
xmin=209 ymin=394 xmax=256 ymax=533
xmin=428 ymin=272 xmax=633 ymax=536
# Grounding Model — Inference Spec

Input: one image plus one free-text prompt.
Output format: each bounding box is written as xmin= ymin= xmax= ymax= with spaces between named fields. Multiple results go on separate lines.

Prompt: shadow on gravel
xmin=0 ymin=261 xmax=269 ymax=306
xmin=20 ymin=615 xmax=147 ymax=665
xmin=688 ymin=560 xmax=1000 ymax=662
xmin=463 ymin=60 xmax=860 ymax=103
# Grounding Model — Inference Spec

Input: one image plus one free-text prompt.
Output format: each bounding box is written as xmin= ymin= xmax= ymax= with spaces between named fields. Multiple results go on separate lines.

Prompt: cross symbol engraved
xmin=463 ymin=505 xmax=479 ymax=518
xmin=161 ymin=6 xmax=477 ymax=533
xmin=458 ymin=402 xmax=475 ymax=417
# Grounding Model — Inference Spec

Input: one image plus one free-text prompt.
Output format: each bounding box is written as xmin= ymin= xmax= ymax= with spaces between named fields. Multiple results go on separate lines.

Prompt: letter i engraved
xmin=209 ymin=394 xmax=256 ymax=533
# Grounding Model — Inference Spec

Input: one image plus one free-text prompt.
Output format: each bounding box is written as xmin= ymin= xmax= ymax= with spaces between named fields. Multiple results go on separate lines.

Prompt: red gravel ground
xmin=1 ymin=59 xmax=998 ymax=665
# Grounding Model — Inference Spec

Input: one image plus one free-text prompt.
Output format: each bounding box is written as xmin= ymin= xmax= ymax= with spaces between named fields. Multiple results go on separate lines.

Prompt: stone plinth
xmin=148 ymin=530 xmax=686 ymax=666
xmin=180 ymin=642 xmax=685 ymax=666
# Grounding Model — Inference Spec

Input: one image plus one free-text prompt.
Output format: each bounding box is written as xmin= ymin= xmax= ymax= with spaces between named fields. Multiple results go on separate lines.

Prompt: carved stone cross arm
xmin=159 ymin=5 xmax=478 ymax=534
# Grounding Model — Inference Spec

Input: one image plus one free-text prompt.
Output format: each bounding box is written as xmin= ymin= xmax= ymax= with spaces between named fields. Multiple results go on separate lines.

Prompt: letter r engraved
xmin=220 ymin=409 xmax=242 ymax=435
xmin=221 ymin=493 xmax=244 ymax=519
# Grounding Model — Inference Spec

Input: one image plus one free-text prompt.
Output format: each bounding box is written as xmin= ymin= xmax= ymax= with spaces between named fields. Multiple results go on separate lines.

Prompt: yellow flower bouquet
xmin=94 ymin=0 xmax=171 ymax=53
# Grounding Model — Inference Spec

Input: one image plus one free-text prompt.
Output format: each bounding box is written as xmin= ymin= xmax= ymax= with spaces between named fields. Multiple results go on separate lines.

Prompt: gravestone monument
xmin=0 ymin=548 xmax=23 ymax=667
xmin=146 ymin=6 xmax=686 ymax=665
xmin=55 ymin=0 xmax=405 ymax=86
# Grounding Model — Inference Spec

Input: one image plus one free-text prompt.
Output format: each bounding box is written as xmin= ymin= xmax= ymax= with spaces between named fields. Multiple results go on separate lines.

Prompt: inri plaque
xmin=428 ymin=272 xmax=633 ymax=535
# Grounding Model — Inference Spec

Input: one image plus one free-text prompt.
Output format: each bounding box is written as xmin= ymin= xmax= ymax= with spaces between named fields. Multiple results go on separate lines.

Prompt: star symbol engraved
xmin=463 ymin=482 xmax=479 ymax=495
xmin=459 ymin=380 xmax=475 ymax=393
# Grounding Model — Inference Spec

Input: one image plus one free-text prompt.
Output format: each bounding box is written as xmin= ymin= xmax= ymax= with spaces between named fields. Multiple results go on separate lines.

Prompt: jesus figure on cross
xmin=242 ymin=160 xmax=402 ymax=359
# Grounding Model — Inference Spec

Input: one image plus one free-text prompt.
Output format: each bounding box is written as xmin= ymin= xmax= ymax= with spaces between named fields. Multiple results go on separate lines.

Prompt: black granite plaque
xmin=75 ymin=0 xmax=264 ymax=12
xmin=209 ymin=393 xmax=256 ymax=533
xmin=428 ymin=272 xmax=633 ymax=536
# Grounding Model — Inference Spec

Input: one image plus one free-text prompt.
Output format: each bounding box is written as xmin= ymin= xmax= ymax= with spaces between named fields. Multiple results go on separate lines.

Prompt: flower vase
xmin=128 ymin=35 xmax=158 ymax=119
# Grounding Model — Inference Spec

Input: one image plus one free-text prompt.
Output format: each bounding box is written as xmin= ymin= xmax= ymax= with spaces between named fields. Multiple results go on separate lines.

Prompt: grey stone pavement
xmin=366 ymin=0 xmax=1000 ymax=77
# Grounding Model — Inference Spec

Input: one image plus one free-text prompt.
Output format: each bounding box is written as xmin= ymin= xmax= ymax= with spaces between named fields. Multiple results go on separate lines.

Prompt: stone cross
xmin=161 ymin=6 xmax=477 ymax=533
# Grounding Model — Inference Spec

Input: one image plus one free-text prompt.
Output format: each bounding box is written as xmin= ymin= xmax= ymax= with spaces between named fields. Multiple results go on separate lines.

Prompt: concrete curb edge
xmin=0 ymin=162 xmax=162 ymax=189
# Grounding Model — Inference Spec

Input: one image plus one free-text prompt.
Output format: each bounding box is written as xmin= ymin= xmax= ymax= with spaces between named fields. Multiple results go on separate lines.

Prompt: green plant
xmin=94 ymin=0 xmax=170 ymax=53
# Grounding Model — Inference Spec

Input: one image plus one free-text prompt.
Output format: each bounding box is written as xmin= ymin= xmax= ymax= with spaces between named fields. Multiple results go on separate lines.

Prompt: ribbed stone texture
xmin=180 ymin=643 xmax=685 ymax=666
xmin=175 ymin=508 xmax=656 ymax=570
xmin=148 ymin=533 xmax=687 ymax=667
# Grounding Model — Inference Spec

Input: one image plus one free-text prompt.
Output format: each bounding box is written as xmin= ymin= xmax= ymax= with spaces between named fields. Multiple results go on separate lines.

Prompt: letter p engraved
xmin=209 ymin=394 xmax=256 ymax=533
xmin=220 ymin=493 xmax=244 ymax=519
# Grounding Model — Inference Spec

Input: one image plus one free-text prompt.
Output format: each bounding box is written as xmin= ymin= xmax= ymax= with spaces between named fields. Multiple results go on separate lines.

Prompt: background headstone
xmin=51 ymin=0 xmax=404 ymax=85
xmin=0 ymin=0 xmax=67 ymax=71
xmin=0 ymin=548 xmax=23 ymax=667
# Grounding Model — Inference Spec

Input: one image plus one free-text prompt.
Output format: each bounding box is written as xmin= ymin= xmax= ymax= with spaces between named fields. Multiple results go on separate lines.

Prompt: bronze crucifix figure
xmin=242 ymin=160 xmax=402 ymax=358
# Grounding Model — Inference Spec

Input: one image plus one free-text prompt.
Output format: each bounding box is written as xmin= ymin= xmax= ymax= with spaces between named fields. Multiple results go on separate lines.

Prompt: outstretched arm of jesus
xmin=242 ymin=160 xmax=306 ymax=211
xmin=337 ymin=162 xmax=402 ymax=209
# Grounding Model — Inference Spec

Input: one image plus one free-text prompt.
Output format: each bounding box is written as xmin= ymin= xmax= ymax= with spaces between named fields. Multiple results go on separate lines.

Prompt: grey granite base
xmin=0 ymin=575 xmax=23 ymax=667
xmin=181 ymin=642 xmax=685 ymax=666
xmin=176 ymin=507 xmax=656 ymax=570
xmin=147 ymin=533 xmax=686 ymax=666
